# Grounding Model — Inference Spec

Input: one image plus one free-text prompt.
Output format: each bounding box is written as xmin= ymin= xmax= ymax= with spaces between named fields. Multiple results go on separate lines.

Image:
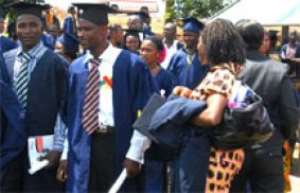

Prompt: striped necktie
xmin=82 ymin=58 xmax=101 ymax=135
xmin=15 ymin=53 xmax=31 ymax=109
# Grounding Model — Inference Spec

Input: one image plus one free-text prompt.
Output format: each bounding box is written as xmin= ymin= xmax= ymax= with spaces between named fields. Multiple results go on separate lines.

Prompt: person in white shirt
xmin=161 ymin=22 xmax=183 ymax=69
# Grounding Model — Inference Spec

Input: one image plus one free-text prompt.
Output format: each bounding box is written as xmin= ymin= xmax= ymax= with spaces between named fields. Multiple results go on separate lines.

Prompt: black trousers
xmin=0 ymin=152 xmax=24 ymax=193
xmin=1 ymin=149 xmax=65 ymax=193
xmin=23 ymin=166 xmax=64 ymax=193
xmin=230 ymin=149 xmax=284 ymax=193
xmin=88 ymin=133 xmax=116 ymax=193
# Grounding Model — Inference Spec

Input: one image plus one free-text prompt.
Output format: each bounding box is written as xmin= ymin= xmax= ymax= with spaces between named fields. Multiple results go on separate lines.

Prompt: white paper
xmin=108 ymin=169 xmax=127 ymax=193
xmin=27 ymin=135 xmax=53 ymax=175
xmin=28 ymin=160 xmax=49 ymax=175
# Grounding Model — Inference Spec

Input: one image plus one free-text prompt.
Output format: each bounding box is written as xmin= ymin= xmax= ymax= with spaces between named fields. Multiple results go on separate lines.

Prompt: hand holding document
xmin=108 ymin=169 xmax=128 ymax=193
xmin=27 ymin=135 xmax=53 ymax=174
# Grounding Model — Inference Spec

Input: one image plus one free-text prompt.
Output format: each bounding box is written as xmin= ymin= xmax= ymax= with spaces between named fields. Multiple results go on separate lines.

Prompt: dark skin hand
xmin=56 ymin=160 xmax=68 ymax=182
xmin=39 ymin=150 xmax=61 ymax=168
xmin=123 ymin=158 xmax=141 ymax=177
xmin=173 ymin=86 xmax=193 ymax=98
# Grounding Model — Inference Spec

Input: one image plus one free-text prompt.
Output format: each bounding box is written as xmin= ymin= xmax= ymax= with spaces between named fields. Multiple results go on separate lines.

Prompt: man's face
xmin=78 ymin=19 xmax=107 ymax=50
xmin=183 ymin=31 xmax=199 ymax=50
xmin=16 ymin=15 xmax=42 ymax=50
xmin=127 ymin=16 xmax=143 ymax=31
xmin=140 ymin=39 xmax=160 ymax=66
xmin=163 ymin=23 xmax=176 ymax=41
xmin=125 ymin=35 xmax=140 ymax=52
xmin=47 ymin=24 xmax=59 ymax=38
xmin=111 ymin=26 xmax=123 ymax=44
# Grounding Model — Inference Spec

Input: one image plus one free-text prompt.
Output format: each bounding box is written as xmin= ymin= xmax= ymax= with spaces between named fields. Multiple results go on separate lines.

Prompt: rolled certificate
xmin=108 ymin=169 xmax=127 ymax=193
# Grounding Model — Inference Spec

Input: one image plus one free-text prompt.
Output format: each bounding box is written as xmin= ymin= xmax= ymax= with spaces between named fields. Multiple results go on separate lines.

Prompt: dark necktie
xmin=82 ymin=58 xmax=101 ymax=134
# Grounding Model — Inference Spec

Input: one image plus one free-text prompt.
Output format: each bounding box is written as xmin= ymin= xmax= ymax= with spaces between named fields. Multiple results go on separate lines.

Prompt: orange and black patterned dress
xmin=194 ymin=63 xmax=245 ymax=193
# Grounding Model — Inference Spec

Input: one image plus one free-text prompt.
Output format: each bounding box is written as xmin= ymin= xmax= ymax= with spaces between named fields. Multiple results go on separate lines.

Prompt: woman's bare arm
xmin=191 ymin=93 xmax=228 ymax=127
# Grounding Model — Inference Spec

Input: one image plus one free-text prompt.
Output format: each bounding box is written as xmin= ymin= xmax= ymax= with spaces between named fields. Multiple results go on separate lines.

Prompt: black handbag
xmin=211 ymin=85 xmax=275 ymax=150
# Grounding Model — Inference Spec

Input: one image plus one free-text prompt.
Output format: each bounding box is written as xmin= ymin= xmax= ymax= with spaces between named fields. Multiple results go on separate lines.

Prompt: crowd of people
xmin=0 ymin=1 xmax=299 ymax=193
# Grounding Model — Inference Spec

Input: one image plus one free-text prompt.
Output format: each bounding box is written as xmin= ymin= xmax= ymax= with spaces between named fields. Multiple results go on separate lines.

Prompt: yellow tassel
xmin=137 ymin=110 xmax=142 ymax=118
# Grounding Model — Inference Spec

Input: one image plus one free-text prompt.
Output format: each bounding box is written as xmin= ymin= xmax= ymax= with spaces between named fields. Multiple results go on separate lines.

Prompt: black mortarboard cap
xmin=183 ymin=17 xmax=204 ymax=33
xmin=44 ymin=4 xmax=51 ymax=10
xmin=8 ymin=2 xmax=47 ymax=19
xmin=73 ymin=3 xmax=114 ymax=25
xmin=57 ymin=33 xmax=79 ymax=54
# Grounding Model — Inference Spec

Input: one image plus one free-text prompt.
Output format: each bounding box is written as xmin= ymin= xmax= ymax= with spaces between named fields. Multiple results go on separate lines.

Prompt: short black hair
xmin=68 ymin=6 xmax=75 ymax=13
xmin=201 ymin=19 xmax=246 ymax=65
xmin=123 ymin=30 xmax=141 ymax=49
xmin=235 ymin=19 xmax=264 ymax=50
xmin=109 ymin=24 xmax=122 ymax=32
xmin=144 ymin=36 xmax=164 ymax=52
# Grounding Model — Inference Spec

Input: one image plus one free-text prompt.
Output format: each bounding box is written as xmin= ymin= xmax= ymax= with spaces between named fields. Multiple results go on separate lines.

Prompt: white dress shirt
xmin=161 ymin=40 xmax=181 ymax=69
xmin=86 ymin=44 xmax=122 ymax=127
xmin=126 ymin=130 xmax=151 ymax=164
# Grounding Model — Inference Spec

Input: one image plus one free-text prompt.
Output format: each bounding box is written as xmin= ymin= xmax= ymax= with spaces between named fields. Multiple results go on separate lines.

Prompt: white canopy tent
xmin=211 ymin=0 xmax=300 ymax=25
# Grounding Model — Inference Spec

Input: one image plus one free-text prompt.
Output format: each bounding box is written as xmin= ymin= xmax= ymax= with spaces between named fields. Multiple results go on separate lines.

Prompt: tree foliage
xmin=165 ymin=0 xmax=233 ymax=21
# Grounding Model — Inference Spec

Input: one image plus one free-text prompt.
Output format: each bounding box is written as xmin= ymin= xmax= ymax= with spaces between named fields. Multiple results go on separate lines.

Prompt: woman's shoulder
xmin=198 ymin=64 xmax=236 ymax=98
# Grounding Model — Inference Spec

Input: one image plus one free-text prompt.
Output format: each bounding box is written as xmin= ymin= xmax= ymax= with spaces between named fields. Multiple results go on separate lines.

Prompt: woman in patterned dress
xmin=173 ymin=18 xmax=246 ymax=193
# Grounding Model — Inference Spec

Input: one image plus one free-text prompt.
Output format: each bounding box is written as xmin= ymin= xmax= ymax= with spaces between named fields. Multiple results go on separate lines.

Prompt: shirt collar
xmin=84 ymin=43 xmax=114 ymax=64
xmin=163 ymin=39 xmax=177 ymax=47
xmin=17 ymin=41 xmax=45 ymax=58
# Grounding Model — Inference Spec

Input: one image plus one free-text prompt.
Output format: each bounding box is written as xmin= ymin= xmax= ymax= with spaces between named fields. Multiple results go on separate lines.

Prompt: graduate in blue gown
xmin=55 ymin=32 xmax=79 ymax=62
xmin=139 ymin=36 xmax=176 ymax=193
xmin=63 ymin=6 xmax=77 ymax=38
xmin=66 ymin=3 xmax=154 ymax=193
xmin=167 ymin=17 xmax=209 ymax=89
xmin=3 ymin=2 xmax=68 ymax=192
xmin=141 ymin=36 xmax=176 ymax=98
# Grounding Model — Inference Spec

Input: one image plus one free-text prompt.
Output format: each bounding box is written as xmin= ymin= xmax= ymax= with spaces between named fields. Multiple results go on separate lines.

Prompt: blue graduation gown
xmin=41 ymin=33 xmax=55 ymax=50
xmin=0 ymin=52 xmax=25 ymax=170
xmin=0 ymin=36 xmax=17 ymax=53
xmin=143 ymin=69 xmax=176 ymax=193
xmin=4 ymin=48 xmax=69 ymax=137
xmin=66 ymin=49 xmax=154 ymax=193
xmin=3 ymin=47 xmax=68 ymax=192
xmin=167 ymin=49 xmax=209 ymax=89
xmin=153 ymin=68 xmax=176 ymax=97
xmin=143 ymin=27 xmax=155 ymax=37
xmin=0 ymin=51 xmax=10 ymax=84
xmin=63 ymin=16 xmax=76 ymax=36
